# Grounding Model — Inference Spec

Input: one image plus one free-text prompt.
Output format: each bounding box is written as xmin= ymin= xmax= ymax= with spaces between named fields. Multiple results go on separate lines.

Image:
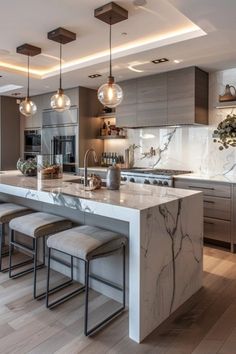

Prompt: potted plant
xmin=213 ymin=113 xmax=236 ymax=150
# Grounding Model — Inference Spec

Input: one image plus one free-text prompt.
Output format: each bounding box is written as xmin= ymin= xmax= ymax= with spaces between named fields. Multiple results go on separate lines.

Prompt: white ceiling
xmin=0 ymin=0 xmax=236 ymax=97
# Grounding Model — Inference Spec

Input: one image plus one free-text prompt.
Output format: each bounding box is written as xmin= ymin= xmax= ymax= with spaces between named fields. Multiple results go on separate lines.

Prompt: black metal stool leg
xmin=123 ymin=244 xmax=126 ymax=309
xmin=84 ymin=245 xmax=126 ymax=336
xmin=46 ymin=248 xmax=51 ymax=308
xmin=43 ymin=237 xmax=46 ymax=266
xmin=33 ymin=238 xmax=38 ymax=299
xmin=9 ymin=229 xmax=14 ymax=277
xmin=0 ymin=223 xmax=3 ymax=271
xmin=0 ymin=224 xmax=12 ymax=272
xmin=84 ymin=260 xmax=90 ymax=336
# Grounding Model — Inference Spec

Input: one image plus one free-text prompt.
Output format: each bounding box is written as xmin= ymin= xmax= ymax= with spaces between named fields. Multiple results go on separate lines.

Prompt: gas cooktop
xmin=120 ymin=168 xmax=192 ymax=187
xmin=121 ymin=168 xmax=191 ymax=176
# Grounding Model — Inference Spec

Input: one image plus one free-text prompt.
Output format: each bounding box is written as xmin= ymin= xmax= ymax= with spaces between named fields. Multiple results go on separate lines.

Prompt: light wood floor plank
xmin=0 ymin=247 xmax=236 ymax=353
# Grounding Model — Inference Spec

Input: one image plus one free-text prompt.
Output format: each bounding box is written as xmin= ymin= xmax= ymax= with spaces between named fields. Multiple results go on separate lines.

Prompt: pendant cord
xmin=59 ymin=42 xmax=62 ymax=90
xmin=109 ymin=18 xmax=112 ymax=78
xmin=27 ymin=55 xmax=30 ymax=98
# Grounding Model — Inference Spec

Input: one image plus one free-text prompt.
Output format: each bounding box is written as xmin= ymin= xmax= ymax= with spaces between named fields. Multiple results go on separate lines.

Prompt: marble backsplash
xmin=104 ymin=69 xmax=236 ymax=177
xmin=104 ymin=125 xmax=236 ymax=176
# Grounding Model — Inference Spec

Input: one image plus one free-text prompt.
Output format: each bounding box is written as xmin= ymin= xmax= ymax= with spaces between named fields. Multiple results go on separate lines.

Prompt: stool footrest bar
xmin=47 ymin=285 xmax=86 ymax=309
xmin=10 ymin=263 xmax=45 ymax=279
xmin=90 ymin=273 xmax=123 ymax=291
xmin=35 ymin=279 xmax=74 ymax=300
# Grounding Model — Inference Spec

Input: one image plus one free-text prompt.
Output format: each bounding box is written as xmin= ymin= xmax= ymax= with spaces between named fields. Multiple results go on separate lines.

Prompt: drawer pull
xmin=204 ymin=200 xmax=215 ymax=204
xmin=189 ymin=185 xmax=215 ymax=191
xmin=204 ymin=221 xmax=215 ymax=225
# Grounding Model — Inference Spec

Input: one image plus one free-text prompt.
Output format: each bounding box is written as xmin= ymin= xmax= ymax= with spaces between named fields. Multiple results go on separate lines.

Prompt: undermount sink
xmin=64 ymin=177 xmax=107 ymax=187
xmin=64 ymin=178 xmax=84 ymax=184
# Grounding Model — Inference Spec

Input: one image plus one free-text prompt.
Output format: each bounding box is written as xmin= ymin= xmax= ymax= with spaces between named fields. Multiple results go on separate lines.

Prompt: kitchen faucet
xmin=84 ymin=148 xmax=98 ymax=188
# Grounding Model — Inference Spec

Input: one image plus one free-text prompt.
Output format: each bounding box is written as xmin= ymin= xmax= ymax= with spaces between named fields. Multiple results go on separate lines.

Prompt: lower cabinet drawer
xmin=204 ymin=217 xmax=231 ymax=243
xmin=175 ymin=179 xmax=231 ymax=198
xmin=203 ymin=196 xmax=231 ymax=221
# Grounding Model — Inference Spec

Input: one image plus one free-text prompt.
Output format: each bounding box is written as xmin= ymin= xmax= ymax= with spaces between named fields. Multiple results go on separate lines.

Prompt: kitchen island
xmin=0 ymin=171 xmax=203 ymax=343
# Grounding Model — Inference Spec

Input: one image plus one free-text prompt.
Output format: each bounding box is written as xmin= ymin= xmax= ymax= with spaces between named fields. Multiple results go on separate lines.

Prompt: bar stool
xmin=46 ymin=225 xmax=127 ymax=336
xmin=0 ymin=203 xmax=32 ymax=271
xmin=9 ymin=212 xmax=72 ymax=299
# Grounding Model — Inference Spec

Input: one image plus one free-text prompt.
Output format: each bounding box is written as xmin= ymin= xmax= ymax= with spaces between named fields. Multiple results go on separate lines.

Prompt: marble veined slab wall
xmin=105 ymin=69 xmax=236 ymax=177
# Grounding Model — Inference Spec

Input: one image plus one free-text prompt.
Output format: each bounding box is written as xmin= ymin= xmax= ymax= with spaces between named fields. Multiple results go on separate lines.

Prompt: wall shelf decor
xmin=219 ymin=84 xmax=236 ymax=103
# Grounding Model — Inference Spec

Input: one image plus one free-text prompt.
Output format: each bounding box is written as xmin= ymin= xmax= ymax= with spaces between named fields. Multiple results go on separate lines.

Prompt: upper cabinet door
xmin=167 ymin=67 xmax=195 ymax=125
xmin=23 ymin=95 xmax=42 ymax=129
xmin=136 ymin=73 xmax=167 ymax=127
xmin=116 ymin=79 xmax=137 ymax=128
xmin=32 ymin=95 xmax=42 ymax=128
xmin=65 ymin=87 xmax=79 ymax=107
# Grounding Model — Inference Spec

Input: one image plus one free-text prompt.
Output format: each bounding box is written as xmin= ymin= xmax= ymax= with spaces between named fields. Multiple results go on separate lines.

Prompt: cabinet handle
xmin=204 ymin=221 xmax=215 ymax=225
xmin=204 ymin=200 xmax=215 ymax=204
xmin=189 ymin=185 xmax=215 ymax=191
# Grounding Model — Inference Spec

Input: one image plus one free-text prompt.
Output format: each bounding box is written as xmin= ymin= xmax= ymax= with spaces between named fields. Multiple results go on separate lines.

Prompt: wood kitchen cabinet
xmin=116 ymin=79 xmax=137 ymax=128
xmin=116 ymin=66 xmax=208 ymax=128
xmin=0 ymin=96 xmax=20 ymax=169
xmin=167 ymin=67 xmax=208 ymax=125
xmin=175 ymin=178 xmax=233 ymax=249
xmin=136 ymin=73 xmax=167 ymax=127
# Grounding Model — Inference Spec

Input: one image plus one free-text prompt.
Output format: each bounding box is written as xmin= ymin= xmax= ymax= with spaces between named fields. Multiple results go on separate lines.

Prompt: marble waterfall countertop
xmin=0 ymin=170 xmax=201 ymax=211
xmin=0 ymin=170 xmax=203 ymax=344
xmin=174 ymin=172 xmax=236 ymax=184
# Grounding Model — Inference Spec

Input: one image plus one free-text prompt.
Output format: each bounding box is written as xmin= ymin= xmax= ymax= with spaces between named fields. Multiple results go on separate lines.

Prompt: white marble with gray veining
xmin=174 ymin=172 xmax=236 ymax=184
xmin=0 ymin=170 xmax=203 ymax=343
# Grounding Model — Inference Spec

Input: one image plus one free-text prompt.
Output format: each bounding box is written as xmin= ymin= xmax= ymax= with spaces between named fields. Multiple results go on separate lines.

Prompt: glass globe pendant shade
xmin=19 ymin=97 xmax=37 ymax=117
xmin=50 ymin=89 xmax=71 ymax=112
xmin=97 ymin=77 xmax=123 ymax=108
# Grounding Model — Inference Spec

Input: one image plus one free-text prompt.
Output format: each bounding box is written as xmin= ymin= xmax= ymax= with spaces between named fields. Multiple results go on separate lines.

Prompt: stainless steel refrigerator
xmin=41 ymin=107 xmax=79 ymax=173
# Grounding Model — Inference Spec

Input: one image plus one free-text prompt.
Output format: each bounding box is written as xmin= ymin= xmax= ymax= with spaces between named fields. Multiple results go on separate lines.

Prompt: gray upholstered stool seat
xmin=46 ymin=225 xmax=127 ymax=336
xmin=9 ymin=212 xmax=72 ymax=299
xmin=0 ymin=203 xmax=32 ymax=272
xmin=47 ymin=225 xmax=127 ymax=261
xmin=9 ymin=212 xmax=72 ymax=238
xmin=0 ymin=203 xmax=31 ymax=223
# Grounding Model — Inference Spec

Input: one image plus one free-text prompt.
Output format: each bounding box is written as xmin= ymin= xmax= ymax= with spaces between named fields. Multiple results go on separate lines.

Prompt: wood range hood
xmin=115 ymin=66 xmax=209 ymax=128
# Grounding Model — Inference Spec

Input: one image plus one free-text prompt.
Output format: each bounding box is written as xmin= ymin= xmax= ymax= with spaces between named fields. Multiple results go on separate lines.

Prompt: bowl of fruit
xmin=37 ymin=154 xmax=63 ymax=180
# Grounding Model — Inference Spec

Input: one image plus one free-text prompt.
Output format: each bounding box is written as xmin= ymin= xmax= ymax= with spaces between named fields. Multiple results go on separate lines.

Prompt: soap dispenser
xmin=106 ymin=163 xmax=121 ymax=190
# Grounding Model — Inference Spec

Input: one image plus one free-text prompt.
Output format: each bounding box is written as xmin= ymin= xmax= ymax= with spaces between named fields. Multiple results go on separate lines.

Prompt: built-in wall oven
xmin=24 ymin=129 xmax=41 ymax=160
xmin=42 ymin=107 xmax=78 ymax=173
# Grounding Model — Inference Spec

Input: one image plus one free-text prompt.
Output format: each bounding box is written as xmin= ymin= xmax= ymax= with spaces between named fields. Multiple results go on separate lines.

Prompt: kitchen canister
xmin=106 ymin=164 xmax=121 ymax=190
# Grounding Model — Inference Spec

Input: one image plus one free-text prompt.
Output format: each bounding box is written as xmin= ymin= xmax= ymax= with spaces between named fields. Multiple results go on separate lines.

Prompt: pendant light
xmin=47 ymin=27 xmax=76 ymax=112
xmin=16 ymin=43 xmax=41 ymax=117
xmin=95 ymin=2 xmax=128 ymax=108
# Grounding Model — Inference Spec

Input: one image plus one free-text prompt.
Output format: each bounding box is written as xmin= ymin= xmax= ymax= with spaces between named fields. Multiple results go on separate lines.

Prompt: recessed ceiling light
xmin=151 ymin=58 xmax=169 ymax=64
xmin=88 ymin=74 xmax=102 ymax=78
xmin=173 ymin=59 xmax=183 ymax=64
xmin=11 ymin=92 xmax=22 ymax=96
xmin=0 ymin=84 xmax=23 ymax=93
xmin=121 ymin=32 xmax=128 ymax=36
